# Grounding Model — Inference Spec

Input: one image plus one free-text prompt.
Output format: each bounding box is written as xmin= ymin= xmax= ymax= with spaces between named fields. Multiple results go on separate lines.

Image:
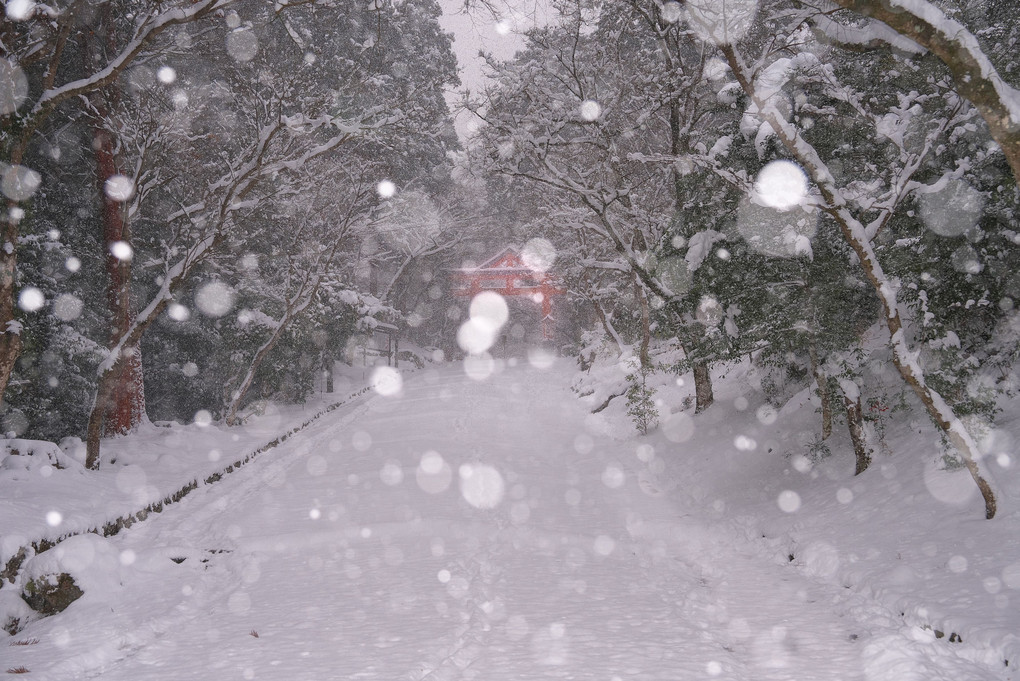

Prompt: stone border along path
xmin=0 ymin=384 xmax=375 ymax=591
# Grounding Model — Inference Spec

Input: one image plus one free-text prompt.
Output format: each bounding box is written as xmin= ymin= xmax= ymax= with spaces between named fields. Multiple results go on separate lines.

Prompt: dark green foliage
xmin=3 ymin=138 xmax=107 ymax=439
xmin=141 ymin=312 xmax=226 ymax=424
xmin=626 ymin=365 xmax=658 ymax=435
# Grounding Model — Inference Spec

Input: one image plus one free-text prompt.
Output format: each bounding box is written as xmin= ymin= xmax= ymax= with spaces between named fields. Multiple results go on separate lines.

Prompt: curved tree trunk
xmin=224 ymin=281 xmax=323 ymax=425
xmin=833 ymin=0 xmax=1020 ymax=189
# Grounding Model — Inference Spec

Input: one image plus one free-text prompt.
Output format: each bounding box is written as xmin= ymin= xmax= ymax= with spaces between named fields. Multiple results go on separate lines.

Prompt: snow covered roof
xmin=452 ymin=246 xmax=531 ymax=272
xmin=476 ymin=245 xmax=520 ymax=269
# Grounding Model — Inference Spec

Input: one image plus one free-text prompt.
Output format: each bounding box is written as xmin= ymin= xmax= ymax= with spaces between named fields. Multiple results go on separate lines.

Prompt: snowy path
xmin=26 ymin=364 xmax=869 ymax=680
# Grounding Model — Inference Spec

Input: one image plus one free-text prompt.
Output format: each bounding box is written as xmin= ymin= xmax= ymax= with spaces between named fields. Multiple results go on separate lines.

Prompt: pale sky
xmin=438 ymin=0 xmax=554 ymax=141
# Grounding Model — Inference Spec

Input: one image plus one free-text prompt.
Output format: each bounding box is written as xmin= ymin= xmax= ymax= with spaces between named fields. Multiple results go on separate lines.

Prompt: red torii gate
xmin=451 ymin=246 xmax=565 ymax=339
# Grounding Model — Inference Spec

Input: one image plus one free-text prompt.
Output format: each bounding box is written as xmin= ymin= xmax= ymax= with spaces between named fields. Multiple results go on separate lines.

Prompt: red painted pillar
xmin=540 ymin=286 xmax=553 ymax=339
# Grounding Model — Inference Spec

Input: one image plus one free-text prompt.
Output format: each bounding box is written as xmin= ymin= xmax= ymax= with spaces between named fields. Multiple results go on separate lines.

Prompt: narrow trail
xmin=45 ymin=362 xmax=871 ymax=680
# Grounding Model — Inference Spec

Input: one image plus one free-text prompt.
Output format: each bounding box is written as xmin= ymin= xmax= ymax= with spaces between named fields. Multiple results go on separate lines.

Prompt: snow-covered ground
xmin=2 ymin=358 xmax=1018 ymax=680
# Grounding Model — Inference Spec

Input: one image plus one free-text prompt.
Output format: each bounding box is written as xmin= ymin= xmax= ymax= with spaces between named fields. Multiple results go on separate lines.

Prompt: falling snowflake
xmin=459 ymin=463 xmax=505 ymax=509
xmin=777 ymin=490 xmax=801 ymax=513
xmin=2 ymin=164 xmax=41 ymax=201
xmin=53 ymin=294 xmax=83 ymax=321
xmin=755 ymin=160 xmax=809 ymax=210
xmin=226 ymin=28 xmax=258 ymax=62
xmin=156 ymin=66 xmax=176 ymax=84
xmin=109 ymin=240 xmax=133 ymax=261
xmin=195 ymin=281 xmax=235 ymax=317
xmin=579 ymin=100 xmax=601 ymax=121
xmin=371 ymin=366 xmax=403 ymax=396
xmin=17 ymin=287 xmax=44 ymax=312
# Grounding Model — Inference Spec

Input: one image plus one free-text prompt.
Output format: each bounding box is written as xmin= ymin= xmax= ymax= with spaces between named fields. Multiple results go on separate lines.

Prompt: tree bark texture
xmin=85 ymin=372 xmax=117 ymax=469
xmin=93 ymin=126 xmax=145 ymax=435
xmin=635 ymin=276 xmax=651 ymax=369
xmin=0 ymin=209 xmax=21 ymax=410
xmin=842 ymin=391 xmax=872 ymax=475
xmin=693 ymin=361 xmax=714 ymax=413
xmin=808 ymin=340 xmax=833 ymax=440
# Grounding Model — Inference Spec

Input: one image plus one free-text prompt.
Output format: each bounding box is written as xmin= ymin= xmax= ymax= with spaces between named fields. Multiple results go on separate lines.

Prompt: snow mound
xmin=22 ymin=533 xmax=124 ymax=597
xmin=1 ymin=438 xmax=85 ymax=480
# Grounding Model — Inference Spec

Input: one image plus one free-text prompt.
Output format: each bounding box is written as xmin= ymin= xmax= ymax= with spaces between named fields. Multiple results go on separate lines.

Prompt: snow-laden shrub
xmin=0 ymin=588 xmax=34 ymax=635
xmin=626 ymin=366 xmax=659 ymax=435
xmin=0 ymin=439 xmax=85 ymax=481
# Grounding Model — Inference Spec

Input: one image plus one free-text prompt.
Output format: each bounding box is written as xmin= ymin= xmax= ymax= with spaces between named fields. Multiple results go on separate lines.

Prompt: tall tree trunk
xmin=0 ymin=135 xmax=32 ymax=412
xmin=86 ymin=8 xmax=145 ymax=437
xmin=324 ymin=355 xmax=334 ymax=394
xmin=840 ymin=383 xmax=871 ymax=475
xmin=85 ymin=273 xmax=187 ymax=468
xmin=93 ymin=126 xmax=145 ymax=435
xmin=0 ymin=0 xmax=229 ymax=412
xmin=808 ymin=339 xmax=832 ymax=440
xmin=669 ymin=90 xmax=714 ymax=413
xmin=85 ymin=370 xmax=118 ymax=469
xmin=0 ymin=209 xmax=21 ymax=411
xmin=82 ymin=84 xmax=347 ymax=468
xmin=635 ymin=276 xmax=651 ymax=369
xmin=692 ymin=362 xmax=713 ymax=413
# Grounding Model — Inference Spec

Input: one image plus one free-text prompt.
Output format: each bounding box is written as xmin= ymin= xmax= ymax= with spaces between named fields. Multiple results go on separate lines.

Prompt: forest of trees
xmin=3 ymin=0 xmax=1019 ymax=517
xmin=466 ymin=0 xmax=1019 ymax=518
xmin=2 ymin=0 xmax=473 ymax=465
